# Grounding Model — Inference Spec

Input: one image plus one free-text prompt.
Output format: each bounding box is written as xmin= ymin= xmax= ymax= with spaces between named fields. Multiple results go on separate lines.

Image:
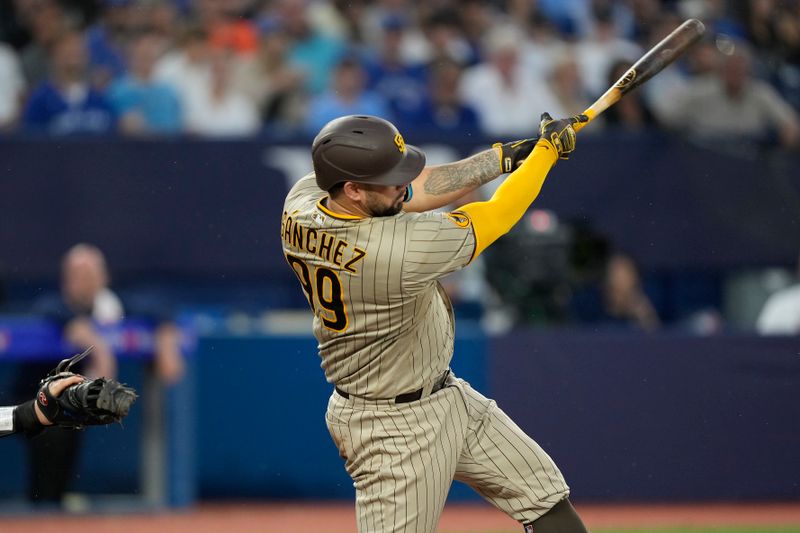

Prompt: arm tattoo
xmin=423 ymin=149 xmax=501 ymax=196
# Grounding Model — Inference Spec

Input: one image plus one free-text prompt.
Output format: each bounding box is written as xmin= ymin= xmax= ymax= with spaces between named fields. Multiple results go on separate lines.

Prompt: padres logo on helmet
xmin=394 ymin=133 xmax=406 ymax=153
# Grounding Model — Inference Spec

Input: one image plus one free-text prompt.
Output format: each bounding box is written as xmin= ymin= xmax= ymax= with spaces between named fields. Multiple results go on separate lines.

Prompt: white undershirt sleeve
xmin=0 ymin=406 xmax=14 ymax=434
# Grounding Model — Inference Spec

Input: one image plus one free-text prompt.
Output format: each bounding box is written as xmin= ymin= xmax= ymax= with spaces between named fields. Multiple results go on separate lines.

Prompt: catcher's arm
xmin=0 ymin=375 xmax=83 ymax=438
xmin=403 ymin=137 xmax=538 ymax=213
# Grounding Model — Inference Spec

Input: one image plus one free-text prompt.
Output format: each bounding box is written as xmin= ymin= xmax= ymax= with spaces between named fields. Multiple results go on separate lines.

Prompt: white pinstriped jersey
xmin=281 ymin=174 xmax=476 ymax=399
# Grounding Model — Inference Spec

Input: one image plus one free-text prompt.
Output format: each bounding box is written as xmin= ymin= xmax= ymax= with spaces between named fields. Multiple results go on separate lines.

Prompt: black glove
xmin=36 ymin=348 xmax=137 ymax=429
xmin=494 ymin=137 xmax=538 ymax=173
xmin=537 ymin=112 xmax=588 ymax=160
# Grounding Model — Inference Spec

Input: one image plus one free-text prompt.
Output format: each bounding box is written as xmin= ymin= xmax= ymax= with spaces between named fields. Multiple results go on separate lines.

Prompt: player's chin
xmin=372 ymin=202 xmax=403 ymax=217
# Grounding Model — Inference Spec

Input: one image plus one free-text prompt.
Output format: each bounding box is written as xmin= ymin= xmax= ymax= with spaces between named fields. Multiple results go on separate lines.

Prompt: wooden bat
xmin=574 ymin=18 xmax=706 ymax=132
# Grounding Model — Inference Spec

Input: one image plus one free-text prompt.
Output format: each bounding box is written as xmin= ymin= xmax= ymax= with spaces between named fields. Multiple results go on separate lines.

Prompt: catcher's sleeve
xmin=0 ymin=406 xmax=14 ymax=437
xmin=456 ymin=141 xmax=558 ymax=258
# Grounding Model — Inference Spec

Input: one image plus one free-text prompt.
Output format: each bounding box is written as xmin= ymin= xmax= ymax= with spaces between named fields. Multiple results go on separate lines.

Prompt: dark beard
xmin=371 ymin=202 xmax=403 ymax=217
xmin=367 ymin=192 xmax=405 ymax=217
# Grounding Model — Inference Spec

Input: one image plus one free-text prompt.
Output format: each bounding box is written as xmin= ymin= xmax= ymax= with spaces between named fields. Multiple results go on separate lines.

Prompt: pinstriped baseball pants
xmin=325 ymin=374 xmax=570 ymax=533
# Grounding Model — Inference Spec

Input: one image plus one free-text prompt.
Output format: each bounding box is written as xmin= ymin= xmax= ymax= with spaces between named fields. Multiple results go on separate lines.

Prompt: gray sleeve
xmin=401 ymin=211 xmax=476 ymax=292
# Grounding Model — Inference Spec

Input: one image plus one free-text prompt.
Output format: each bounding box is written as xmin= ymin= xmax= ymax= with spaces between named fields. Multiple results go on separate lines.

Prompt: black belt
xmin=336 ymin=370 xmax=450 ymax=404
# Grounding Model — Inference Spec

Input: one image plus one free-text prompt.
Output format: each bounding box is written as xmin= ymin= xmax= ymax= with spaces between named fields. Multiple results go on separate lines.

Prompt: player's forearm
xmin=457 ymin=142 xmax=558 ymax=257
xmin=403 ymin=148 xmax=502 ymax=213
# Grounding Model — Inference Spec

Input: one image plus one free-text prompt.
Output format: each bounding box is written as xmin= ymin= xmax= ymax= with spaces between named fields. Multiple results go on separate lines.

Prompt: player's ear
xmin=342 ymin=181 xmax=364 ymax=202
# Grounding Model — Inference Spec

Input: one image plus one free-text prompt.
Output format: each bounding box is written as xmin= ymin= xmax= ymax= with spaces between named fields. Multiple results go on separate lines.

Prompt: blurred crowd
xmin=0 ymin=0 xmax=800 ymax=143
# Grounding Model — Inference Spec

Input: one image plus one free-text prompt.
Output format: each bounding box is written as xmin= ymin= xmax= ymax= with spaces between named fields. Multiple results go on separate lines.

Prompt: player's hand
xmin=494 ymin=137 xmax=538 ymax=173
xmin=34 ymin=374 xmax=85 ymax=426
xmin=537 ymin=112 xmax=588 ymax=160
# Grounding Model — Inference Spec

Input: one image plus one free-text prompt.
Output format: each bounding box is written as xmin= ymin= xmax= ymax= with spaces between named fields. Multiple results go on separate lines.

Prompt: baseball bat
xmin=573 ymin=18 xmax=706 ymax=132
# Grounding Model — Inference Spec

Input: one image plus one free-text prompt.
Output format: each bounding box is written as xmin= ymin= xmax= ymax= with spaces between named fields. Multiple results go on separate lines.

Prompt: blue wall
xmin=1 ymin=329 xmax=797 ymax=503
xmin=0 ymin=324 xmax=487 ymax=502
xmin=0 ymin=360 xmax=146 ymax=496
xmin=194 ymin=329 xmax=488 ymax=500
xmin=490 ymin=331 xmax=800 ymax=502
xmin=1 ymin=135 xmax=798 ymax=285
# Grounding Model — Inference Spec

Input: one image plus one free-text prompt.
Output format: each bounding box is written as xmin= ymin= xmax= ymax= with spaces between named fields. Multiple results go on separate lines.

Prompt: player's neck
xmin=326 ymin=195 xmax=370 ymax=218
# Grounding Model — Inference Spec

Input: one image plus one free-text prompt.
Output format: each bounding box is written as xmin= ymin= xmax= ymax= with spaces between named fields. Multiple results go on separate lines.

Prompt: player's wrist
xmin=491 ymin=143 xmax=504 ymax=173
xmin=532 ymin=140 xmax=561 ymax=164
xmin=13 ymin=400 xmax=45 ymax=436
xmin=495 ymin=138 xmax=538 ymax=173
xmin=34 ymin=400 xmax=52 ymax=426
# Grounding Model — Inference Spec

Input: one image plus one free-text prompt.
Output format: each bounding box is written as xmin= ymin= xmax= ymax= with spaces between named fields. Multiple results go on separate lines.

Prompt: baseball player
xmin=281 ymin=113 xmax=588 ymax=533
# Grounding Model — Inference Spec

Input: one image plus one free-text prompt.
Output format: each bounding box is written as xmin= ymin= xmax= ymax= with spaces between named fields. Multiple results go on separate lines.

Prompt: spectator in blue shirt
xmin=85 ymin=0 xmax=133 ymax=88
xmin=304 ymin=57 xmax=391 ymax=133
xmin=402 ymin=57 xmax=479 ymax=135
xmin=363 ymin=15 xmax=429 ymax=117
xmin=23 ymin=32 xmax=116 ymax=136
xmin=108 ymin=32 xmax=182 ymax=136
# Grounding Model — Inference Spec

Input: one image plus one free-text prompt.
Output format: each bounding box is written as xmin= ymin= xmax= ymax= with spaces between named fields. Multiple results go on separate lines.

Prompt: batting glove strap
xmin=494 ymin=137 xmax=538 ymax=173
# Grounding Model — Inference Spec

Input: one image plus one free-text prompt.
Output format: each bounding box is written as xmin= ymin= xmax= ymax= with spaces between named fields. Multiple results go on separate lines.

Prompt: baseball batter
xmin=281 ymin=114 xmax=588 ymax=533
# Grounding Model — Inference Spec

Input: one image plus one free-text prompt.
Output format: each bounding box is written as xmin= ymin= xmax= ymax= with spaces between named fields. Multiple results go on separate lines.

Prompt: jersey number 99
xmin=286 ymin=254 xmax=348 ymax=332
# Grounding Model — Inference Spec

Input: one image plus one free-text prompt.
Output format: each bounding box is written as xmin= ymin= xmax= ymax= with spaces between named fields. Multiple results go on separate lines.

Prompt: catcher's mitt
xmin=36 ymin=347 xmax=138 ymax=429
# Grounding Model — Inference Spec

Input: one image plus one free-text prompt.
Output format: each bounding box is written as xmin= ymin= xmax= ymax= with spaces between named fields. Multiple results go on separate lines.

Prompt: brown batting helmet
xmin=312 ymin=115 xmax=426 ymax=191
